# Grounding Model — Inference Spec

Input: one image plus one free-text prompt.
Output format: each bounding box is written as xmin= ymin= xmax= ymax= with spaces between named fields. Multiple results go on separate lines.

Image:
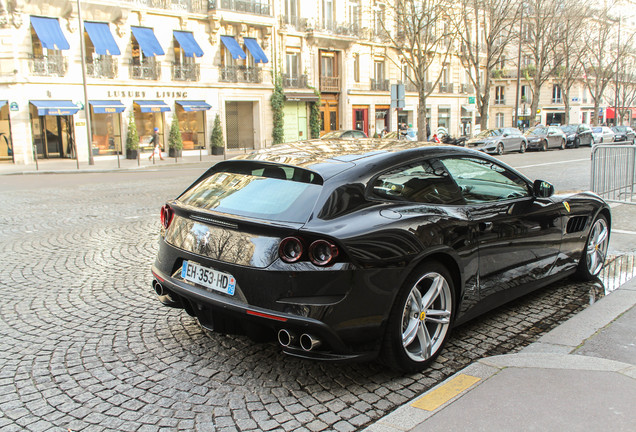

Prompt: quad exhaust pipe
xmin=278 ymin=330 xmax=322 ymax=351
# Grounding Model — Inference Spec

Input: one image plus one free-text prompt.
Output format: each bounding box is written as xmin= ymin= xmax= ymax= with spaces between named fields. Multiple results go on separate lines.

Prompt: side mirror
xmin=533 ymin=180 xmax=554 ymax=198
xmin=503 ymin=133 xmax=509 ymax=137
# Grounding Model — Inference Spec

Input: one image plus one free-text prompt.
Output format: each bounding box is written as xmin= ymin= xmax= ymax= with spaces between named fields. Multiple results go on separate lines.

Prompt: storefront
xmin=133 ymin=100 xmax=170 ymax=151
xmin=461 ymin=105 xmax=474 ymax=136
xmin=353 ymin=106 xmax=369 ymax=135
xmin=88 ymin=101 xmax=125 ymax=156
xmin=374 ymin=105 xmax=390 ymax=136
xmin=0 ymin=101 xmax=13 ymax=163
xmin=320 ymin=95 xmax=339 ymax=135
xmin=438 ymin=106 xmax=451 ymax=130
xmin=175 ymin=101 xmax=211 ymax=150
xmin=225 ymin=101 xmax=255 ymax=150
xmin=29 ymin=100 xmax=80 ymax=159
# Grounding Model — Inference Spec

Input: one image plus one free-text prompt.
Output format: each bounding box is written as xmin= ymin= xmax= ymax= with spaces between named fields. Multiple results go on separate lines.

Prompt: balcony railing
xmin=172 ymin=62 xmax=200 ymax=81
xmin=495 ymin=98 xmax=506 ymax=105
xmin=320 ymin=76 xmax=340 ymax=92
xmin=280 ymin=15 xmax=307 ymax=31
xmin=211 ymin=0 xmax=270 ymax=15
xmin=120 ymin=0 xmax=207 ymax=13
xmin=30 ymin=55 xmax=68 ymax=77
xmin=129 ymin=59 xmax=161 ymax=80
xmin=87 ymin=56 xmax=117 ymax=79
xmin=371 ymin=79 xmax=390 ymax=91
xmin=220 ymin=65 xmax=262 ymax=83
xmin=552 ymin=97 xmax=563 ymax=104
xmin=282 ymin=73 xmax=308 ymax=88
xmin=313 ymin=21 xmax=361 ymax=37
xmin=460 ymin=84 xmax=474 ymax=94
xmin=439 ymin=83 xmax=454 ymax=93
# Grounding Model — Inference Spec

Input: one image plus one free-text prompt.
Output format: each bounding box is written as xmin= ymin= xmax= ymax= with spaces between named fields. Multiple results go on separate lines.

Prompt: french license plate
xmin=181 ymin=261 xmax=236 ymax=296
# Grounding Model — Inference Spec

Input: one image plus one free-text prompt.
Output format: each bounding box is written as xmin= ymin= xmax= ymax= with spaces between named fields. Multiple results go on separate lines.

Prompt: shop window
xmin=90 ymin=111 xmax=122 ymax=156
xmin=176 ymin=108 xmax=205 ymax=150
xmin=438 ymin=107 xmax=451 ymax=129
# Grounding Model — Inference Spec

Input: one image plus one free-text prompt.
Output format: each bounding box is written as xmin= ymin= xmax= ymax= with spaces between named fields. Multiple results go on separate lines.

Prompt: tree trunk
xmin=417 ymin=90 xmax=428 ymax=142
xmin=592 ymin=100 xmax=600 ymax=126
xmin=531 ymin=86 xmax=541 ymax=126
xmin=562 ymin=89 xmax=571 ymax=125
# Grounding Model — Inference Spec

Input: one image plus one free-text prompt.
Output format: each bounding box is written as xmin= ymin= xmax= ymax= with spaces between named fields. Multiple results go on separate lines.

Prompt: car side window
xmin=371 ymin=159 xmax=465 ymax=205
xmin=440 ymin=157 xmax=531 ymax=203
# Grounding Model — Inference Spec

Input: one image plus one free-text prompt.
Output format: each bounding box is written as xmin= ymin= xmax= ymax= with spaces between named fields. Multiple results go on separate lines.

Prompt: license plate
xmin=181 ymin=261 xmax=236 ymax=296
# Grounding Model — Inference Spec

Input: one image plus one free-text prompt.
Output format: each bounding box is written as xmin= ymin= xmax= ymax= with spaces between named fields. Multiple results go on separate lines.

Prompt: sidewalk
xmin=365 ymin=279 xmax=636 ymax=432
xmin=0 ymin=151 xmax=243 ymax=175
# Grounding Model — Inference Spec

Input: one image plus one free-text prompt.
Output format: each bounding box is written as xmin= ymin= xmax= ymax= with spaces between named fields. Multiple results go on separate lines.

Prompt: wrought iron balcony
xmin=282 ymin=73 xmax=308 ymax=88
xmin=220 ymin=65 xmax=262 ymax=83
xmin=313 ymin=20 xmax=361 ymax=37
xmin=320 ymin=76 xmax=340 ymax=92
xmin=211 ymin=0 xmax=271 ymax=15
xmin=495 ymin=98 xmax=506 ymax=105
xmin=552 ymin=97 xmax=563 ymax=104
xmin=129 ymin=59 xmax=161 ymax=80
xmin=280 ymin=15 xmax=306 ymax=31
xmin=30 ymin=55 xmax=68 ymax=77
xmin=439 ymin=83 xmax=454 ymax=93
xmin=87 ymin=56 xmax=117 ymax=79
xmin=371 ymin=79 xmax=390 ymax=91
xmin=120 ymin=0 xmax=207 ymax=13
xmin=172 ymin=62 xmax=200 ymax=81
xmin=460 ymin=84 xmax=474 ymax=94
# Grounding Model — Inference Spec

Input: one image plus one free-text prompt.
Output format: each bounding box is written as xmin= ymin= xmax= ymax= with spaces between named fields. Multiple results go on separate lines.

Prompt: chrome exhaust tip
xmin=153 ymin=280 xmax=165 ymax=296
xmin=277 ymin=329 xmax=296 ymax=347
xmin=299 ymin=334 xmax=321 ymax=351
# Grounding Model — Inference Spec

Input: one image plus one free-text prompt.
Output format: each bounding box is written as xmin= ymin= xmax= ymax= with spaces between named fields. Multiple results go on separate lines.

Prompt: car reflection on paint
xmin=151 ymin=140 xmax=611 ymax=372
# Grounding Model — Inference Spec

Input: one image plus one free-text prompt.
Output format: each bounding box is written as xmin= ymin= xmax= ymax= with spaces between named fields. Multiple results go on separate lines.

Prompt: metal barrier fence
xmin=591 ymin=143 xmax=636 ymax=204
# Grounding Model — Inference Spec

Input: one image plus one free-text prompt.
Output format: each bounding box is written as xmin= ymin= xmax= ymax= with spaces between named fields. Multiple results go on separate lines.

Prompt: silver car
xmin=467 ymin=128 xmax=528 ymax=155
xmin=592 ymin=126 xmax=615 ymax=144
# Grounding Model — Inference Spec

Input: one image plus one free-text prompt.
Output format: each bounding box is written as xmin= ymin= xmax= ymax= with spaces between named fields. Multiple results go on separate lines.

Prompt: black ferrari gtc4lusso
xmin=151 ymin=140 xmax=610 ymax=372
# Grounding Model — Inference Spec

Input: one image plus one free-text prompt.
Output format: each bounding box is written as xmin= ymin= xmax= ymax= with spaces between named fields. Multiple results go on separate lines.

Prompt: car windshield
xmin=613 ymin=126 xmax=626 ymax=132
xmin=561 ymin=126 xmax=576 ymax=133
xmin=474 ymin=130 xmax=499 ymax=138
xmin=321 ymin=131 xmax=342 ymax=139
xmin=525 ymin=127 xmax=546 ymax=136
xmin=593 ymin=127 xmax=602 ymax=133
xmin=178 ymin=162 xmax=323 ymax=223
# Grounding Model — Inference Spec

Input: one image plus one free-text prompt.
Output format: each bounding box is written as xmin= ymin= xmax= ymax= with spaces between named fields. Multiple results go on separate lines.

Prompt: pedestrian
xmin=149 ymin=127 xmax=163 ymax=160
xmin=432 ymin=133 xmax=440 ymax=143
xmin=380 ymin=126 xmax=388 ymax=138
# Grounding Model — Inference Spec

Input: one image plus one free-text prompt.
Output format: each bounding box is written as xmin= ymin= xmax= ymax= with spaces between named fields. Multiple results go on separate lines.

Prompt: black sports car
xmin=151 ymin=140 xmax=611 ymax=372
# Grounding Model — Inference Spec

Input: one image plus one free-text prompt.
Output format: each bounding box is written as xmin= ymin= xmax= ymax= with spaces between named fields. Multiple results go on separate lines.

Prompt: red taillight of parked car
xmin=279 ymin=237 xmax=304 ymax=263
xmin=160 ymin=205 xmax=174 ymax=229
xmin=308 ymin=240 xmax=339 ymax=266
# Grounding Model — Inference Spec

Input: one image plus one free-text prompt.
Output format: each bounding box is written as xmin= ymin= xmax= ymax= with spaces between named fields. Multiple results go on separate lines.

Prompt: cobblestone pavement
xmin=0 ymin=171 xmax=609 ymax=432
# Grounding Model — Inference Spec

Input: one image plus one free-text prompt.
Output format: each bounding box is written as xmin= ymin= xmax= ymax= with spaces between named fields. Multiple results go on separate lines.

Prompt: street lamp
xmin=77 ymin=0 xmax=94 ymax=165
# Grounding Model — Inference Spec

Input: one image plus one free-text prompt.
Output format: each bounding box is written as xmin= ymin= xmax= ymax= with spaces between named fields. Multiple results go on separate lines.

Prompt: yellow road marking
xmin=411 ymin=374 xmax=481 ymax=411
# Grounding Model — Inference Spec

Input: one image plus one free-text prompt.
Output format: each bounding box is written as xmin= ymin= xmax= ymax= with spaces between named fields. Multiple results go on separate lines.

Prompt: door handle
xmin=479 ymin=222 xmax=493 ymax=232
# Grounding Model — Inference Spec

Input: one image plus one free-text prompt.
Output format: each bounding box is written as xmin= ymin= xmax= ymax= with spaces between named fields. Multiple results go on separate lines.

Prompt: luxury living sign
xmin=106 ymin=90 xmax=189 ymax=98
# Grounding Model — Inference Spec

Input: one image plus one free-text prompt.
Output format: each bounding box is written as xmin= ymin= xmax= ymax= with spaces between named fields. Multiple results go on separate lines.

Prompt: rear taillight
xmin=308 ymin=240 xmax=339 ymax=266
xmin=160 ymin=205 xmax=174 ymax=229
xmin=279 ymin=237 xmax=303 ymax=263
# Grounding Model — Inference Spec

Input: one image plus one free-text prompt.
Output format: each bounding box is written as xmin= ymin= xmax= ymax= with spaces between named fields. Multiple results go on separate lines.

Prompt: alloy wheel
xmin=400 ymin=272 xmax=452 ymax=363
xmin=586 ymin=217 xmax=609 ymax=276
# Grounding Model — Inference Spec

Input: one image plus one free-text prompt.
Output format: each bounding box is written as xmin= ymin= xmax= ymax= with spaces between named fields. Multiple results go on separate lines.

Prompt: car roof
xmin=231 ymin=139 xmax=465 ymax=179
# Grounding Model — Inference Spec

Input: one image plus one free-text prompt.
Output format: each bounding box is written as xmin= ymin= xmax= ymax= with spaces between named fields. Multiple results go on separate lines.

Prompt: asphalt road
xmin=0 ymin=147 xmax=620 ymax=431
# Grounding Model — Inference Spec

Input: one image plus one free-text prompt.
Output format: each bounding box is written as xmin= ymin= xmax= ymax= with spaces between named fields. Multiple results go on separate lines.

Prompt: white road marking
xmin=515 ymin=158 xmax=589 ymax=169
xmin=612 ymin=229 xmax=636 ymax=236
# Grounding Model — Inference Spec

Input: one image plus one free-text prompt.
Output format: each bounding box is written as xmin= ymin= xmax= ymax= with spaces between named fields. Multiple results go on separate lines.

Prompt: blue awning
xmin=134 ymin=100 xmax=170 ymax=113
xmin=173 ymin=31 xmax=204 ymax=58
xmin=176 ymin=101 xmax=212 ymax=111
xmin=220 ymin=36 xmax=246 ymax=60
xmin=131 ymin=26 xmax=165 ymax=57
xmin=243 ymin=38 xmax=268 ymax=64
xmin=89 ymin=100 xmax=126 ymax=114
xmin=31 ymin=100 xmax=79 ymax=116
xmin=30 ymin=16 xmax=70 ymax=51
xmin=84 ymin=22 xmax=121 ymax=56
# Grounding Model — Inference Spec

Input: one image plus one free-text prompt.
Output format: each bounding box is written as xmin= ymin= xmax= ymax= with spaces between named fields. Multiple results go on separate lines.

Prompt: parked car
xmin=524 ymin=125 xmax=567 ymax=151
xmin=611 ymin=125 xmax=635 ymax=144
xmin=559 ymin=124 xmax=594 ymax=147
xmin=321 ymin=130 xmax=368 ymax=139
xmin=466 ymin=128 xmax=527 ymax=154
xmin=591 ymin=126 xmax=615 ymax=144
xmin=151 ymin=140 xmax=610 ymax=372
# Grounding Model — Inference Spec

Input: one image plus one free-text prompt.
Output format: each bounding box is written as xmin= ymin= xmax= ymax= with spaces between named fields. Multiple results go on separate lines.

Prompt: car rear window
xmin=178 ymin=162 xmax=323 ymax=223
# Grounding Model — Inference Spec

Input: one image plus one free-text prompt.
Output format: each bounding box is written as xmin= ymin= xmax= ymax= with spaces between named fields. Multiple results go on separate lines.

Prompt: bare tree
xmin=454 ymin=0 xmax=521 ymax=131
xmin=580 ymin=7 xmax=620 ymax=126
xmin=612 ymin=36 xmax=636 ymax=126
xmin=553 ymin=0 xmax=589 ymax=125
xmin=521 ymin=0 xmax=565 ymax=123
xmin=379 ymin=0 xmax=459 ymax=141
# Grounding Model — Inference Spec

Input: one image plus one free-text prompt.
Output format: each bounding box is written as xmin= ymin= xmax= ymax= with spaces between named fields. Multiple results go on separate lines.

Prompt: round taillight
xmin=279 ymin=237 xmax=304 ymax=263
xmin=160 ymin=205 xmax=174 ymax=229
xmin=309 ymin=240 xmax=339 ymax=266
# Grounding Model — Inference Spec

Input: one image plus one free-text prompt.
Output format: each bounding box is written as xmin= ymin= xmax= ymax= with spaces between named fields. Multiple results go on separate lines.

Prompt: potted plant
xmin=126 ymin=112 xmax=139 ymax=160
xmin=167 ymin=116 xmax=182 ymax=158
xmin=210 ymin=114 xmax=224 ymax=155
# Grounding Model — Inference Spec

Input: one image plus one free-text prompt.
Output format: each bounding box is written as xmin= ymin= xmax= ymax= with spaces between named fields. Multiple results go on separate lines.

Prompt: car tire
xmin=542 ymin=140 xmax=548 ymax=151
xmin=519 ymin=141 xmax=526 ymax=153
xmin=574 ymin=138 xmax=580 ymax=148
xmin=574 ymin=214 xmax=610 ymax=281
xmin=381 ymin=261 xmax=454 ymax=372
xmin=559 ymin=139 xmax=566 ymax=150
xmin=496 ymin=143 xmax=504 ymax=155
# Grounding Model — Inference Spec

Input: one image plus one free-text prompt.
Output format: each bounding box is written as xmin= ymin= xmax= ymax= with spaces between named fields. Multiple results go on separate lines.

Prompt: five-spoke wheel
xmin=575 ymin=214 xmax=610 ymax=280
